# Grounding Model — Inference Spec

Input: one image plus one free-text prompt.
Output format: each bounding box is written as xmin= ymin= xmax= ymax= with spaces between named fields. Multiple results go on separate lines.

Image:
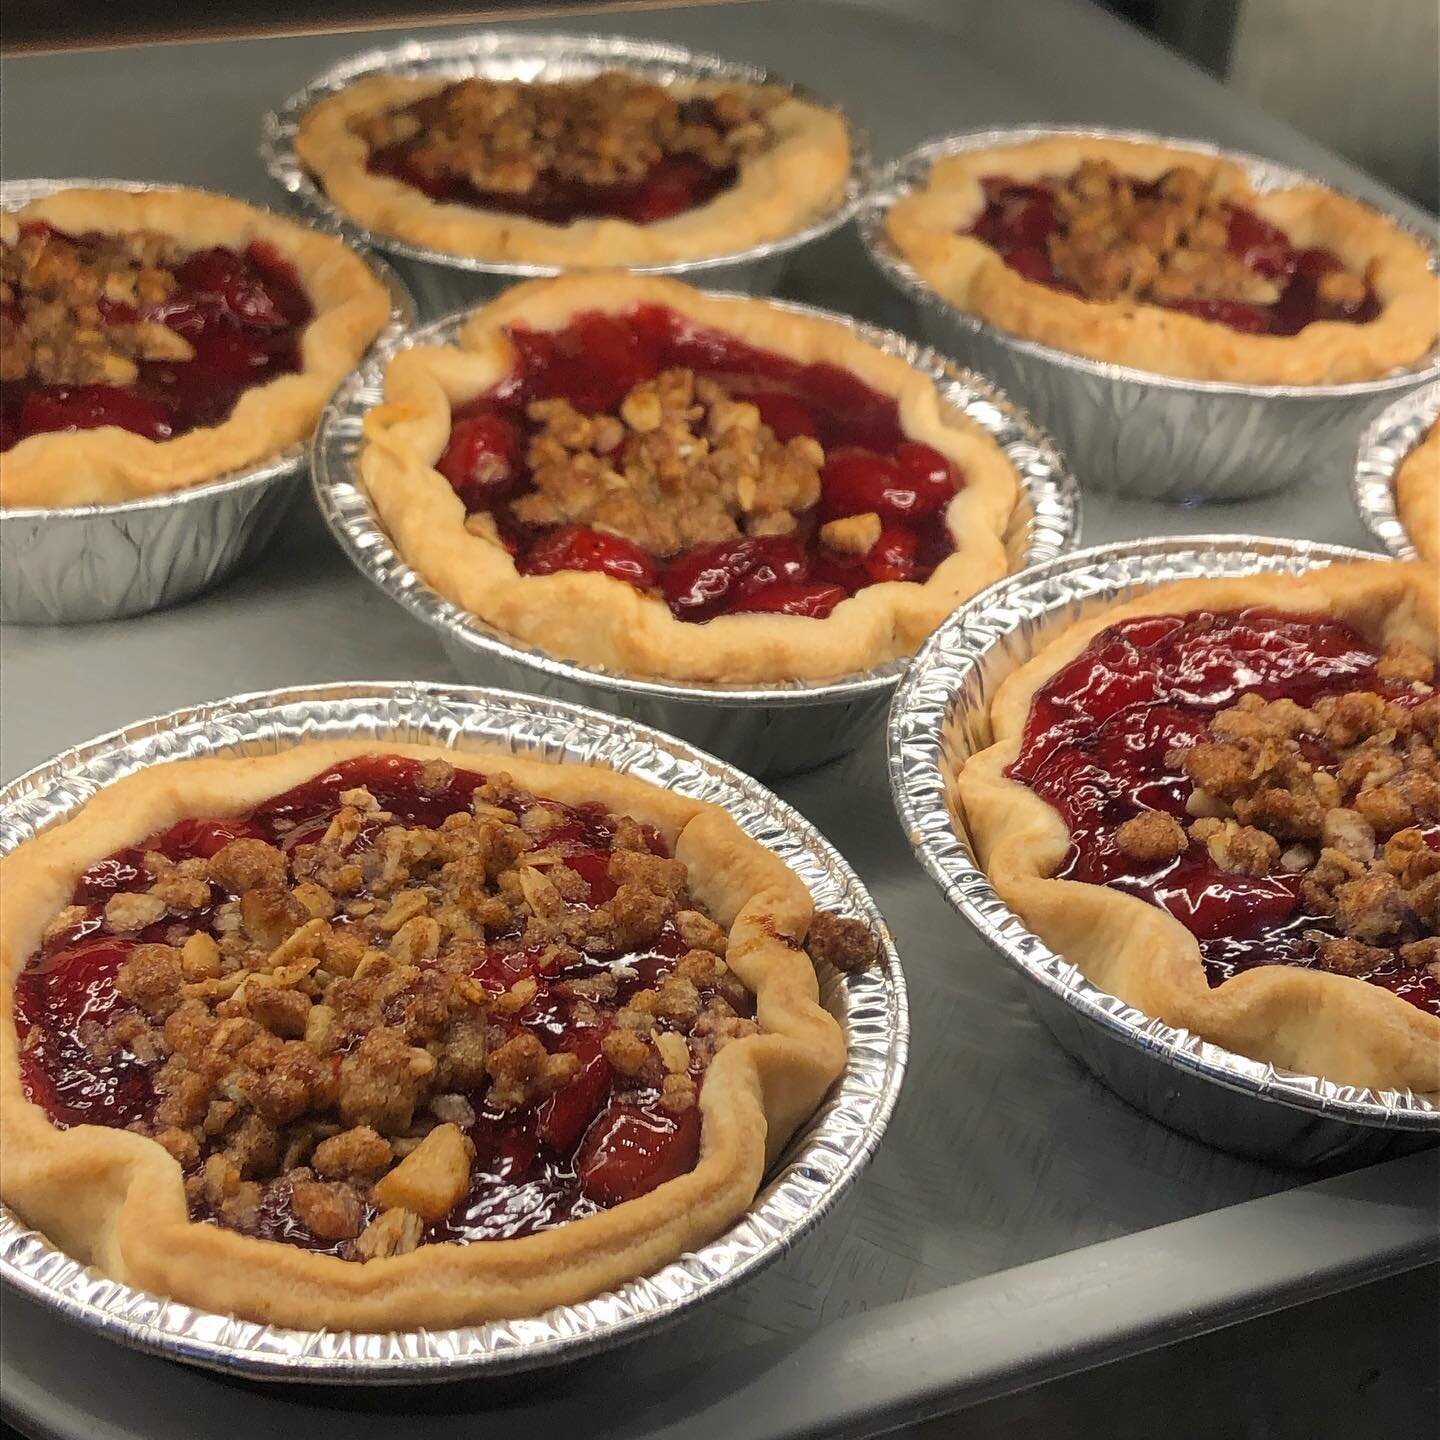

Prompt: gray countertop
xmin=1 ymin=2 xmax=1436 ymax=1436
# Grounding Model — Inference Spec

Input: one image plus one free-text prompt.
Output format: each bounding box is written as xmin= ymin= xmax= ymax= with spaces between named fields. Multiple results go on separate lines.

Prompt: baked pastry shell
xmin=262 ymin=31 xmax=871 ymax=318
xmin=1353 ymin=379 xmax=1440 ymax=563
xmin=0 ymin=681 xmax=906 ymax=1379
xmin=861 ymin=128 xmax=1440 ymax=503
xmin=888 ymin=535 xmax=1440 ymax=1166
xmin=313 ymin=286 xmax=1079 ymax=778
xmin=0 ymin=179 xmax=415 ymax=625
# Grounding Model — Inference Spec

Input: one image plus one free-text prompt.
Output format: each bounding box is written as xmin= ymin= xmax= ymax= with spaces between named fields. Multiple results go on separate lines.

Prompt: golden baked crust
xmin=885 ymin=136 xmax=1440 ymax=385
xmin=0 ymin=738 xmax=847 ymax=1329
xmin=1396 ymin=418 xmax=1439 ymax=562
xmin=0 ymin=187 xmax=391 ymax=508
xmin=360 ymin=273 xmax=1020 ymax=686
xmin=956 ymin=561 xmax=1440 ymax=1091
xmin=295 ymin=72 xmax=850 ymax=266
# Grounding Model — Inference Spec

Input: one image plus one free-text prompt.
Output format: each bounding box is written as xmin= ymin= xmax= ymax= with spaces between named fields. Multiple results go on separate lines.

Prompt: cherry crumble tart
xmin=361 ymin=276 xmax=1021 ymax=686
xmin=957 ymin=563 xmax=1440 ymax=1091
xmin=3 ymin=744 xmax=865 ymax=1312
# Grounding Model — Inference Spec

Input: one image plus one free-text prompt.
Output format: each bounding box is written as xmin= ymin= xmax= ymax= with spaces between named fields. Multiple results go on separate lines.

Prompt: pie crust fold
xmin=359 ymin=273 xmax=1021 ymax=686
xmin=1395 ymin=418 xmax=1439 ymax=562
xmin=1 ymin=187 xmax=392 ymax=508
xmin=885 ymin=136 xmax=1440 ymax=385
xmin=295 ymin=73 xmax=851 ymax=267
xmin=0 ymin=739 xmax=848 ymax=1329
xmin=956 ymin=561 xmax=1440 ymax=1091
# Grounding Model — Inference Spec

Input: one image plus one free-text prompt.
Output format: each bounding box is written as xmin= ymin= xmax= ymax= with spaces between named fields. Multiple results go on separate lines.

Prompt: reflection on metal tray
xmin=0 ymin=681 xmax=906 ymax=1382
xmin=890 ymin=535 xmax=1439 ymax=1166
xmin=310 ymin=300 xmax=1080 ymax=778
xmin=1352 ymin=378 xmax=1438 ymax=560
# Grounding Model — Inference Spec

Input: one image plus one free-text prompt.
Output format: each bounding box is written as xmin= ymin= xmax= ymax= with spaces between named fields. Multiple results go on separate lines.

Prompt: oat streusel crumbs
xmin=27 ymin=757 xmax=772 ymax=1255
xmin=509 ymin=368 xmax=825 ymax=556
xmin=805 ymin=910 xmax=881 ymax=973
xmin=1039 ymin=159 xmax=1370 ymax=308
xmin=351 ymin=73 xmax=775 ymax=197
xmin=1115 ymin=810 xmax=1187 ymax=864
xmin=0 ymin=225 xmax=194 ymax=386
xmin=1162 ymin=638 xmax=1440 ymax=977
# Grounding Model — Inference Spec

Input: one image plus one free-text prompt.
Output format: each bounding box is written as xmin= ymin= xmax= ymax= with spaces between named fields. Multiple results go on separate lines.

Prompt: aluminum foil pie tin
xmin=0 ymin=178 xmax=417 ymax=626
xmin=260 ymin=32 xmax=874 ymax=320
xmin=0 ymin=680 xmax=907 ymax=1381
xmin=311 ymin=298 xmax=1080 ymax=779
xmin=888 ymin=535 xmax=1440 ymax=1167
xmin=1353 ymin=377 xmax=1438 ymax=560
xmin=859 ymin=129 xmax=1440 ymax=504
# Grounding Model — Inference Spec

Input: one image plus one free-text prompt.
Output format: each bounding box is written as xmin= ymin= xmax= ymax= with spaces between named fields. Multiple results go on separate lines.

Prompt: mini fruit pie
xmin=1395 ymin=417 xmax=1439 ymax=563
xmin=884 ymin=135 xmax=1440 ymax=384
xmin=0 ymin=740 xmax=871 ymax=1329
xmin=294 ymin=68 xmax=851 ymax=267
xmin=958 ymin=561 xmax=1440 ymax=1090
xmin=360 ymin=275 xmax=1020 ymax=685
xmin=0 ymin=186 xmax=391 ymax=507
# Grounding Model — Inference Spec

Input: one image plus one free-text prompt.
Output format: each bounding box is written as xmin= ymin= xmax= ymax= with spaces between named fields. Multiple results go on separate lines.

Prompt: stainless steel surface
xmin=859 ymin=128 xmax=1440 ymax=503
xmin=0 ymin=178 xmax=418 ymax=625
xmin=0 ymin=680 xmax=907 ymax=1382
xmin=313 ymin=298 xmax=1079 ymax=777
xmin=3 ymin=2 xmax=1438 ymax=1434
xmin=261 ymin=32 xmax=873 ymax=319
xmin=890 ymin=535 xmax=1439 ymax=1165
xmin=1353 ymin=379 xmax=1438 ymax=560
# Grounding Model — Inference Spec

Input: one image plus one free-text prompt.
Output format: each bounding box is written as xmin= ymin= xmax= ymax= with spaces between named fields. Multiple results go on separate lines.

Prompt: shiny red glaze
xmin=662 ymin=535 xmax=809 ymax=621
xmin=17 ymin=752 xmax=747 ymax=1250
xmin=433 ymin=305 xmax=961 ymax=620
xmin=865 ymin=526 xmax=918 ymax=584
xmin=1007 ymin=609 xmax=1439 ymax=1012
xmin=13 ymin=937 xmax=155 ymax=1128
xmin=728 ymin=579 xmax=848 ymax=618
xmin=1 ymin=234 xmax=312 ymax=451
xmin=822 ymin=447 xmax=933 ymax=526
xmin=437 ymin=408 xmax=523 ymax=507
xmin=520 ymin=525 xmax=659 ymax=589
xmin=749 ymin=390 xmax=820 ymax=441
xmin=965 ymin=176 xmax=1380 ymax=336
xmin=575 ymin=1097 xmax=702 ymax=1205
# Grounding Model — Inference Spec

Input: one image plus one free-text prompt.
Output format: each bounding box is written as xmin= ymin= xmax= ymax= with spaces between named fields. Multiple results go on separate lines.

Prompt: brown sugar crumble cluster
xmin=1046 ymin=159 xmax=1369 ymax=310
xmin=352 ymin=72 xmax=775 ymax=199
xmin=16 ymin=755 xmax=877 ymax=1258
xmin=496 ymin=368 xmax=825 ymax=557
xmin=1115 ymin=639 xmax=1440 ymax=980
xmin=0 ymin=225 xmax=192 ymax=386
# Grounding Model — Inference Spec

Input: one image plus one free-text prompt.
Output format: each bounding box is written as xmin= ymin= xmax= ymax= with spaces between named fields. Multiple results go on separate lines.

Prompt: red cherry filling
xmin=16 ymin=754 xmax=753 ymax=1253
xmin=966 ymin=171 xmax=1380 ymax=336
xmin=437 ymin=305 xmax=962 ymax=622
xmin=1 ymin=228 xmax=313 ymax=452
xmin=1008 ymin=610 xmax=1440 ymax=1014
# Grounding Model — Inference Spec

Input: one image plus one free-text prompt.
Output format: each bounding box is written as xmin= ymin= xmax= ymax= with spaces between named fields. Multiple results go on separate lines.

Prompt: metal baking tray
xmin=858 ymin=128 xmax=1440 ymax=503
xmin=1353 ymin=378 xmax=1438 ymax=559
xmin=311 ymin=299 xmax=1079 ymax=778
xmin=0 ymin=177 xmax=417 ymax=625
xmin=2 ymin=4 xmax=1436 ymax=1436
xmin=0 ymin=681 xmax=906 ymax=1382
xmin=260 ymin=31 xmax=873 ymax=318
xmin=888 ymin=535 xmax=1439 ymax=1167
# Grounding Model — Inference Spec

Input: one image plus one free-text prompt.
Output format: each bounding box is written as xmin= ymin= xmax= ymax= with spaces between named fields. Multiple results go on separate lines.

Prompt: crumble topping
xmin=351 ymin=73 xmax=776 ymax=196
xmin=505 ymin=367 xmax=825 ymax=556
xmin=1113 ymin=639 xmax=1440 ymax=979
xmin=0 ymin=224 xmax=194 ymax=386
xmin=1041 ymin=159 xmax=1372 ymax=308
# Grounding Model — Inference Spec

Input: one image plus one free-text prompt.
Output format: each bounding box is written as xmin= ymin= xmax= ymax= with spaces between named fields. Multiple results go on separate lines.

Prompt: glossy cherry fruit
xmin=18 ymin=384 xmax=175 ymax=442
xmin=438 ymin=407 xmax=523 ymax=507
xmin=520 ymin=525 xmax=659 ymax=589
xmin=661 ymin=535 xmax=809 ymax=621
